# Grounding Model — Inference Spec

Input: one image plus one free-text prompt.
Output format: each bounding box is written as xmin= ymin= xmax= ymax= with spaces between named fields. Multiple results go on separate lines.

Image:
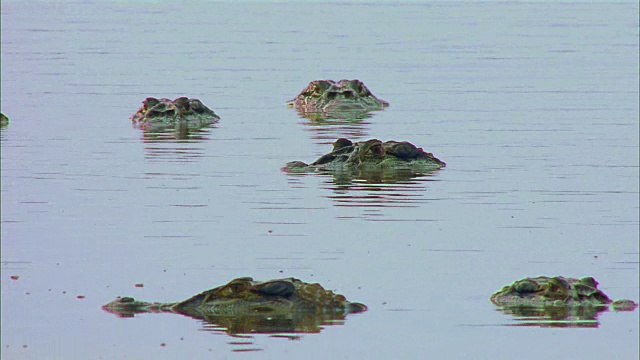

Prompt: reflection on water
xmin=321 ymin=168 xmax=438 ymax=185
xmin=105 ymin=306 xmax=356 ymax=352
xmin=296 ymin=112 xmax=373 ymax=145
xmin=212 ymin=312 xmax=353 ymax=352
xmin=137 ymin=124 xmax=215 ymax=161
xmin=104 ymin=303 xmax=353 ymax=337
xmin=137 ymin=123 xmax=216 ymax=142
xmin=198 ymin=312 xmax=352 ymax=350
xmin=327 ymin=176 xmax=439 ymax=210
xmin=495 ymin=305 xmax=609 ymax=328
xmin=2 ymin=0 xmax=638 ymax=357
xmin=201 ymin=312 xmax=350 ymax=337
xmin=291 ymin=170 xmax=441 ymax=210
xmin=291 ymin=107 xmax=374 ymax=122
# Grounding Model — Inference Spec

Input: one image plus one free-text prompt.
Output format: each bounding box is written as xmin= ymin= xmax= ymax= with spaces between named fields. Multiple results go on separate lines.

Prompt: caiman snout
xmin=346 ymin=302 xmax=368 ymax=313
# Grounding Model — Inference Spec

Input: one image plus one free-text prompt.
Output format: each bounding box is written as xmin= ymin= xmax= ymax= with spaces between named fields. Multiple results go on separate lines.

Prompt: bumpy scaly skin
xmin=130 ymin=97 xmax=220 ymax=130
xmin=490 ymin=276 xmax=637 ymax=326
xmin=491 ymin=276 xmax=637 ymax=309
xmin=0 ymin=113 xmax=9 ymax=127
xmin=287 ymin=79 xmax=388 ymax=117
xmin=103 ymin=277 xmax=367 ymax=318
xmin=283 ymin=138 xmax=445 ymax=174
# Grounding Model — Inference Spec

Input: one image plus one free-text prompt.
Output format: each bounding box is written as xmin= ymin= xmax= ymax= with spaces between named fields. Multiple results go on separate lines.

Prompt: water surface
xmin=1 ymin=1 xmax=638 ymax=359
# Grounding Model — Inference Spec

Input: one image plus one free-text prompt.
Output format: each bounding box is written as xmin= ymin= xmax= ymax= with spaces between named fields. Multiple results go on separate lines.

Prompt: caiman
xmin=131 ymin=97 xmax=220 ymax=131
xmin=283 ymin=138 xmax=445 ymax=175
xmin=287 ymin=79 xmax=388 ymax=119
xmin=491 ymin=276 xmax=637 ymax=327
xmin=103 ymin=277 xmax=367 ymax=335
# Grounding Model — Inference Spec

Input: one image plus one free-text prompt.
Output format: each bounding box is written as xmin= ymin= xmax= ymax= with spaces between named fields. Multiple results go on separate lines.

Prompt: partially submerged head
xmin=131 ymin=97 xmax=220 ymax=129
xmin=287 ymin=79 xmax=388 ymax=116
xmin=282 ymin=138 xmax=445 ymax=175
xmin=491 ymin=276 xmax=615 ymax=307
xmin=102 ymin=277 xmax=367 ymax=318
xmin=181 ymin=277 xmax=367 ymax=314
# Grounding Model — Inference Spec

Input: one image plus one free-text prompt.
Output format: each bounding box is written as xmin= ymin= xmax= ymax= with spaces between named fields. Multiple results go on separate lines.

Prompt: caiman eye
xmin=229 ymin=282 xmax=248 ymax=293
xmin=257 ymin=281 xmax=295 ymax=297
xmin=327 ymin=92 xmax=337 ymax=100
xmin=370 ymin=144 xmax=384 ymax=155
xmin=357 ymin=83 xmax=370 ymax=96
xmin=343 ymin=91 xmax=355 ymax=99
xmin=514 ymin=279 xmax=538 ymax=293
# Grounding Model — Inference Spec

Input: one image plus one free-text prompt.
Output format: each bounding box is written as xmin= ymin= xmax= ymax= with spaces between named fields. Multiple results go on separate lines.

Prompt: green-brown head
xmin=287 ymin=79 xmax=388 ymax=117
xmin=175 ymin=277 xmax=367 ymax=315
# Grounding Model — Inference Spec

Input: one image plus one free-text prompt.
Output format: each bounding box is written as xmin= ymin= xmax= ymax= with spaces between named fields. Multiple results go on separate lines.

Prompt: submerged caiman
xmin=1 ymin=113 xmax=9 ymax=128
xmin=103 ymin=277 xmax=367 ymax=335
xmin=491 ymin=276 xmax=637 ymax=327
xmin=283 ymin=138 xmax=445 ymax=176
xmin=287 ymin=79 xmax=388 ymax=119
xmin=131 ymin=97 xmax=220 ymax=131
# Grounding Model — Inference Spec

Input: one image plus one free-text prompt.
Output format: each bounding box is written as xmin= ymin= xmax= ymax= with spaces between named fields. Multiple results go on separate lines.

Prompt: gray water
xmin=1 ymin=1 xmax=638 ymax=359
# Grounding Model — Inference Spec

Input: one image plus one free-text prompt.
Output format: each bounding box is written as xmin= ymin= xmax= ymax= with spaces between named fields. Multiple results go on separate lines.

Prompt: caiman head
xmin=102 ymin=277 xmax=367 ymax=318
xmin=490 ymin=276 xmax=614 ymax=308
xmin=283 ymin=138 xmax=446 ymax=173
xmin=130 ymin=97 xmax=220 ymax=127
xmin=287 ymin=79 xmax=389 ymax=116
xmin=490 ymin=276 xmax=637 ymax=327
xmin=173 ymin=277 xmax=367 ymax=315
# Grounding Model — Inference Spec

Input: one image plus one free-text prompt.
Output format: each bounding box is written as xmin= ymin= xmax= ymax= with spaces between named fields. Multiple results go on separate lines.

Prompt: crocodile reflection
xmin=108 ymin=306 xmax=356 ymax=336
xmin=140 ymin=127 xmax=213 ymax=162
xmin=328 ymin=173 xmax=440 ymax=210
xmin=286 ymin=169 xmax=441 ymax=212
xmin=299 ymin=116 xmax=372 ymax=145
xmin=140 ymin=124 xmax=215 ymax=142
xmin=495 ymin=305 xmax=609 ymax=328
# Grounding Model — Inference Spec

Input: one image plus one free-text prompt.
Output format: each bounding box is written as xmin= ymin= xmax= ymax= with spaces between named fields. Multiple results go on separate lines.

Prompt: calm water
xmin=1 ymin=1 xmax=639 ymax=359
